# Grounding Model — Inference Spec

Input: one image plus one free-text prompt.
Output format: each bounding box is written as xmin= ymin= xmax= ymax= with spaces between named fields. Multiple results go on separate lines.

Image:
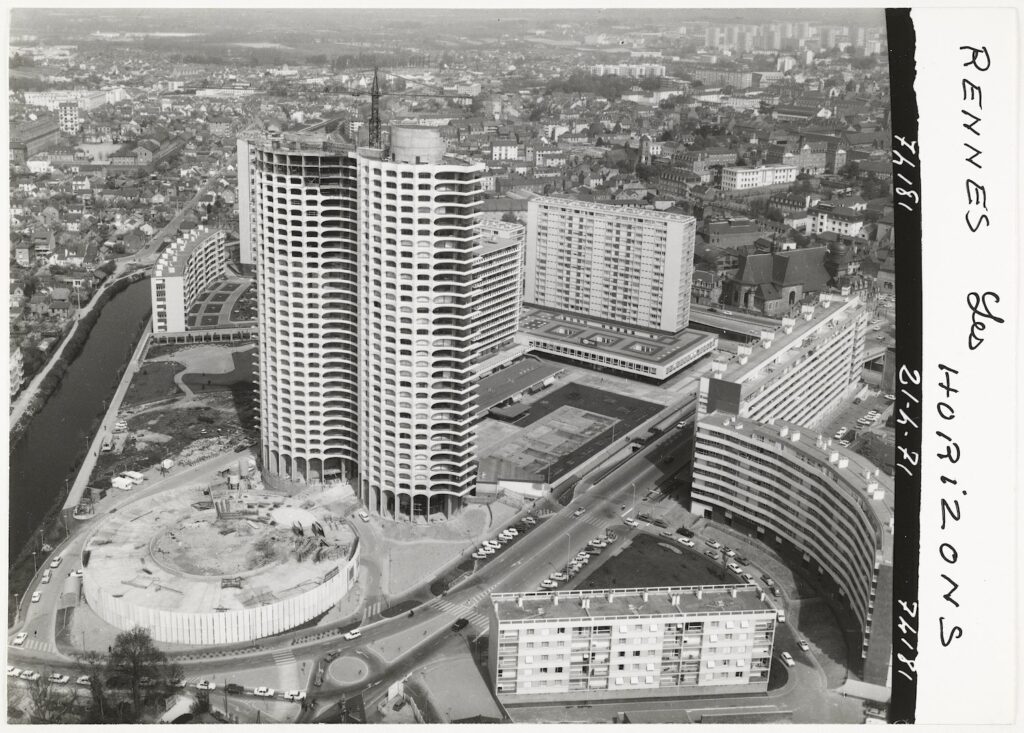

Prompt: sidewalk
xmin=63 ymin=320 xmax=153 ymax=511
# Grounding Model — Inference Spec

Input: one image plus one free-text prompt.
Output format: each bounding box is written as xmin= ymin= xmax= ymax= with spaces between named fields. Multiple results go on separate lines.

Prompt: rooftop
xmin=492 ymin=584 xmax=776 ymax=623
xmin=531 ymin=194 xmax=696 ymax=225
xmin=711 ymin=295 xmax=864 ymax=389
xmin=153 ymin=226 xmax=226 ymax=278
xmin=520 ymin=305 xmax=716 ymax=366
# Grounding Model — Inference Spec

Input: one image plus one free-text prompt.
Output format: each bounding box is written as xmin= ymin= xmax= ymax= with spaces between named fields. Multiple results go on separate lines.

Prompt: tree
xmin=500 ymin=211 xmax=521 ymax=224
xmin=107 ymin=626 xmax=179 ymax=718
xmin=28 ymin=676 xmax=78 ymax=723
xmin=76 ymin=650 xmax=116 ymax=723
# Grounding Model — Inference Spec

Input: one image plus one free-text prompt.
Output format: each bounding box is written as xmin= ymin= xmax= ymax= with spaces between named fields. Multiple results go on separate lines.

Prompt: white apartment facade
xmin=58 ymin=102 xmax=81 ymax=134
xmin=692 ymin=414 xmax=893 ymax=685
xmin=243 ymin=126 xmax=502 ymax=520
xmin=721 ymin=164 xmax=798 ymax=191
xmin=489 ymin=586 xmax=778 ymax=702
xmin=474 ymin=220 xmax=525 ymax=364
xmin=698 ymin=295 xmax=866 ymax=430
xmin=525 ymin=197 xmax=696 ymax=333
xmin=151 ymin=226 xmax=229 ymax=334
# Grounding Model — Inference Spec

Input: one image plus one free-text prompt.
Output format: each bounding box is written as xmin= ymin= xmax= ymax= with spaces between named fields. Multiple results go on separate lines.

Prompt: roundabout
xmin=328 ymin=655 xmax=372 ymax=686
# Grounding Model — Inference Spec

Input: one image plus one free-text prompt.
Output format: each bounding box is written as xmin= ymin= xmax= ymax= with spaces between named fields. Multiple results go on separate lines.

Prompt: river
xmin=8 ymin=278 xmax=152 ymax=556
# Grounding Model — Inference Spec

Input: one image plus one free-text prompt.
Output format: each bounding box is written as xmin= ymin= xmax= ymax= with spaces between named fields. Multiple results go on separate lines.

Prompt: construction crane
xmin=336 ymin=67 xmax=474 ymax=147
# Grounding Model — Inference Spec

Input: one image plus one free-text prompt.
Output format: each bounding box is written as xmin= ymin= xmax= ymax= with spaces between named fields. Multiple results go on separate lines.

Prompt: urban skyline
xmin=7 ymin=7 xmax=897 ymax=725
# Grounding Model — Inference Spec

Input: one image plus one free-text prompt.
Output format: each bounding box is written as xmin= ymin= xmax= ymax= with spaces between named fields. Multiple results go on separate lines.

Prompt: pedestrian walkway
xmin=17 ymin=637 xmax=58 ymax=654
xmin=430 ymin=598 xmax=487 ymax=628
xmin=360 ymin=600 xmax=385 ymax=623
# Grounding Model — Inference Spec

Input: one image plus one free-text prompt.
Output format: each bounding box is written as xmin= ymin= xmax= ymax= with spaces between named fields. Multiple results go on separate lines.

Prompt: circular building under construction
xmin=81 ymin=484 xmax=359 ymax=645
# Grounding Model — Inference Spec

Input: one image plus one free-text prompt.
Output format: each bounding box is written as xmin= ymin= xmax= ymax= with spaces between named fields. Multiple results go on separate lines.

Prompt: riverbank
xmin=9 ymin=270 xmax=144 ymax=445
xmin=8 ymin=280 xmax=152 ymax=623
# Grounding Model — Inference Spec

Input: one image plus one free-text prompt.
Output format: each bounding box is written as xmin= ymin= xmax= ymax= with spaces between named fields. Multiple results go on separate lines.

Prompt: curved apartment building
xmin=356 ymin=127 xmax=485 ymax=519
xmin=151 ymin=226 xmax=229 ymax=334
xmin=247 ymin=133 xmax=360 ymax=489
xmin=691 ymin=412 xmax=893 ymax=684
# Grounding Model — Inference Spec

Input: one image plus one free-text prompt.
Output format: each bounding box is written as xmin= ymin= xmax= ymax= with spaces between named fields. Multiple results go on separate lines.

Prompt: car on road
xmin=798 ymin=639 xmax=810 ymax=652
xmin=550 ymin=572 xmax=568 ymax=581
xmin=344 ymin=630 xmax=362 ymax=641
xmin=734 ymin=555 xmax=750 ymax=566
xmin=522 ymin=516 xmax=536 ymax=525
xmin=254 ymin=687 xmax=275 ymax=697
xmin=834 ymin=427 xmax=848 ymax=440
xmin=471 ymin=552 xmax=487 ymax=560
xmin=741 ymin=572 xmax=756 ymax=583
xmin=76 ymin=675 xmax=92 ymax=686
xmin=723 ymin=547 xmax=737 ymax=558
xmin=838 ymin=439 xmax=852 ymax=447
xmin=885 ymin=393 xmax=896 ymax=402
xmin=223 ymin=683 xmax=244 ymax=694
xmin=675 ymin=527 xmax=695 ymax=538
xmin=651 ymin=518 xmax=668 ymax=529
xmin=637 ymin=513 xmax=652 ymax=523
xmin=48 ymin=673 xmax=70 ymax=685
xmin=13 ymin=632 xmax=27 ymax=646
xmin=196 ymin=680 xmax=216 ymax=691
xmin=727 ymin=562 xmax=743 ymax=574
xmin=770 ymin=585 xmax=782 ymax=597
xmin=68 ymin=569 xmax=83 ymax=578
xmin=31 ymin=591 xmax=41 ymax=603
xmin=284 ymin=690 xmax=306 ymax=701
xmin=623 ymin=517 xmax=639 ymax=527
xmin=781 ymin=652 xmax=795 ymax=667
xmin=539 ymin=579 xmax=558 ymax=589
xmin=705 ymin=550 xmax=720 ymax=560
xmin=20 ymin=670 xmax=41 ymax=682
xmin=761 ymin=574 xmax=774 ymax=585
xmin=8 ymin=666 xmax=22 ymax=678
xmin=705 ymin=539 xmax=722 ymax=549
xmin=49 ymin=556 xmax=63 ymax=569
xmin=357 ymin=511 xmax=370 ymax=523
xmin=677 ymin=538 xmax=695 ymax=548
xmin=572 ymin=507 xmax=586 ymax=518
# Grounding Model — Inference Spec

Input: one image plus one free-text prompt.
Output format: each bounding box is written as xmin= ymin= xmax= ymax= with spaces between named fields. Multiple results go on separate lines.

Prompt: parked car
xmin=885 ymin=393 xmax=896 ymax=401
xmin=540 ymin=579 xmax=558 ymax=589
xmin=522 ymin=516 xmax=536 ymax=525
xmin=839 ymin=439 xmax=852 ymax=447
xmin=75 ymin=675 xmax=92 ymax=686
xmin=471 ymin=552 xmax=487 ymax=560
xmin=638 ymin=513 xmax=652 ymax=523
xmin=478 ymin=545 xmax=495 ymax=555
xmin=8 ymin=667 xmax=23 ymax=678
xmin=483 ymin=540 xmax=501 ymax=549
xmin=834 ymin=427 xmax=848 ymax=440
xmin=781 ymin=652 xmax=795 ymax=667
xmin=727 ymin=562 xmax=743 ymax=574
xmin=572 ymin=507 xmax=586 ymax=518
xmin=651 ymin=518 xmax=668 ymax=529
xmin=705 ymin=550 xmax=720 ymax=560
xmin=588 ymin=539 xmax=606 ymax=548
xmin=20 ymin=670 xmax=41 ymax=682
xmin=705 ymin=539 xmax=722 ymax=549
xmin=623 ymin=517 xmax=639 ymax=527
xmin=677 ymin=538 xmax=695 ymax=548
xmin=550 ymin=572 xmax=568 ymax=582
xmin=735 ymin=555 xmax=750 ymax=566
xmin=68 ymin=569 xmax=83 ymax=578
xmin=49 ymin=556 xmax=63 ymax=569
xmin=12 ymin=632 xmax=27 ymax=646
xmin=31 ymin=591 xmax=41 ymax=603
xmin=798 ymin=640 xmax=810 ymax=652
xmin=223 ymin=683 xmax=243 ymax=694
xmin=770 ymin=585 xmax=782 ymax=597
xmin=676 ymin=527 xmax=695 ymax=538
xmin=48 ymin=673 xmax=70 ymax=685
xmin=284 ymin=690 xmax=306 ymax=701
xmin=357 ymin=511 xmax=370 ymax=523
xmin=504 ymin=528 xmax=519 ymax=536
xmin=741 ymin=572 xmax=756 ymax=583
xmin=172 ymin=678 xmax=186 ymax=688
xmin=722 ymin=547 xmax=737 ymax=558
xmin=761 ymin=574 xmax=774 ymax=585
xmin=254 ymin=687 xmax=275 ymax=697
xmin=344 ymin=630 xmax=362 ymax=641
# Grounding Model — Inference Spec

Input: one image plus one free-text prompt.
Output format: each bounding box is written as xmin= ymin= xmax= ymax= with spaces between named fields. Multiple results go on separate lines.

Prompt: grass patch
xmin=182 ymin=348 xmax=257 ymax=393
xmin=123 ymin=361 xmax=183 ymax=406
xmin=577 ymin=533 xmax=733 ymax=590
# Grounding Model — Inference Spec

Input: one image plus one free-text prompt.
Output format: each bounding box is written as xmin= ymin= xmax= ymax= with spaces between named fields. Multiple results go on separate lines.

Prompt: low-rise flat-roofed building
xmin=516 ymin=306 xmax=717 ymax=381
xmin=697 ymin=294 xmax=866 ymax=430
xmin=489 ymin=585 xmax=778 ymax=703
xmin=721 ymin=164 xmax=798 ymax=191
xmin=691 ymin=413 xmax=893 ymax=685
